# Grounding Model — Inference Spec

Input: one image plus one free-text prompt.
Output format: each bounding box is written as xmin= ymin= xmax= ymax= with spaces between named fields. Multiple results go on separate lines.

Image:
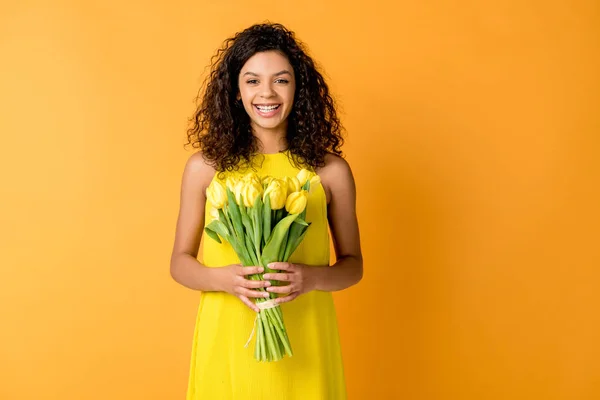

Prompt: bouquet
xmin=204 ymin=168 xmax=320 ymax=362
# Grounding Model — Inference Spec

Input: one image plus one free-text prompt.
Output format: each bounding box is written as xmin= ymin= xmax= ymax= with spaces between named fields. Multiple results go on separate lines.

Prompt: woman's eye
xmin=247 ymin=79 xmax=258 ymax=84
xmin=275 ymin=79 xmax=289 ymax=84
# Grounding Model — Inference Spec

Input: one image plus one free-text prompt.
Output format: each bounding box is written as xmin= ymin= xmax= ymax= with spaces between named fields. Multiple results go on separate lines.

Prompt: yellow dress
xmin=186 ymin=151 xmax=347 ymax=399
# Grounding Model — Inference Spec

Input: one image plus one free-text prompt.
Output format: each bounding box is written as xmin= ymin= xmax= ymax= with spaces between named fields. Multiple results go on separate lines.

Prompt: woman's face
xmin=237 ymin=51 xmax=296 ymax=133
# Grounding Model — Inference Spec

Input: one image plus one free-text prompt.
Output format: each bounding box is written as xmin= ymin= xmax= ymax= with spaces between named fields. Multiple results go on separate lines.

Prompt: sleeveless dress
xmin=185 ymin=151 xmax=347 ymax=399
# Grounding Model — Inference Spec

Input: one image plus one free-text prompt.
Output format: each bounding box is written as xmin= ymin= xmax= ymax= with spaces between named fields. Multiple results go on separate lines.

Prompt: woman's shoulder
xmin=317 ymin=152 xmax=352 ymax=176
xmin=182 ymin=151 xmax=217 ymax=193
xmin=316 ymin=152 xmax=354 ymax=205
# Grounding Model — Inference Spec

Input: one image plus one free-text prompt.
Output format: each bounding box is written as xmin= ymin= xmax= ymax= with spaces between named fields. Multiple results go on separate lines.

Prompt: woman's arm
xmin=264 ymin=154 xmax=363 ymax=302
xmin=169 ymin=152 xmax=269 ymax=310
xmin=313 ymin=154 xmax=363 ymax=291
xmin=169 ymin=152 xmax=223 ymax=291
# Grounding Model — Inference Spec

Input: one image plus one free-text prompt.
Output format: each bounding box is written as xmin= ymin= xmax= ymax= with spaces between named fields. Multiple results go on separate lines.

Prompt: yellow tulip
xmin=263 ymin=179 xmax=287 ymax=210
xmin=225 ymin=176 xmax=238 ymax=192
xmin=261 ymin=175 xmax=274 ymax=187
xmin=285 ymin=190 xmax=308 ymax=214
xmin=242 ymin=172 xmax=261 ymax=185
xmin=242 ymin=180 xmax=263 ymax=208
xmin=206 ymin=180 xmax=227 ymax=209
xmin=296 ymin=168 xmax=313 ymax=186
xmin=233 ymin=180 xmax=245 ymax=205
xmin=283 ymin=176 xmax=301 ymax=193
xmin=209 ymin=207 xmax=220 ymax=221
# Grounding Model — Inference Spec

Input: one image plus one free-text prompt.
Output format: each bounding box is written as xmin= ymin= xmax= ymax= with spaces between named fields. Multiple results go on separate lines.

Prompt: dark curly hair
xmin=185 ymin=22 xmax=344 ymax=172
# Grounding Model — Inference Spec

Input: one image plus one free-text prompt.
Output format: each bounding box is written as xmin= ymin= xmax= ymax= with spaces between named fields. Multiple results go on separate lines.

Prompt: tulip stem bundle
xmin=204 ymin=169 xmax=320 ymax=362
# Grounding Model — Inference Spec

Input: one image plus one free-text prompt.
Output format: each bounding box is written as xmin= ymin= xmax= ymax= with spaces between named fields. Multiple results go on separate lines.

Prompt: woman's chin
xmin=252 ymin=119 xmax=286 ymax=131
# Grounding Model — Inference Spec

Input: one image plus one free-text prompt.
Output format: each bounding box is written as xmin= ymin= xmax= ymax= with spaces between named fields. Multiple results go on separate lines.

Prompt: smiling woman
xmin=237 ymin=52 xmax=296 ymax=134
xmin=171 ymin=22 xmax=362 ymax=400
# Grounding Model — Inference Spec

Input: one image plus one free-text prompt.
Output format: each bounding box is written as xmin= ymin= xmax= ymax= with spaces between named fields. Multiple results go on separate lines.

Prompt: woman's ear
xmin=236 ymin=92 xmax=241 ymax=101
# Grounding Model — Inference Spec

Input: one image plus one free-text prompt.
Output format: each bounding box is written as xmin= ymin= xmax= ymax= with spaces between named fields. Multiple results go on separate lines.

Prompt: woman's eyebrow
xmin=242 ymin=70 xmax=292 ymax=77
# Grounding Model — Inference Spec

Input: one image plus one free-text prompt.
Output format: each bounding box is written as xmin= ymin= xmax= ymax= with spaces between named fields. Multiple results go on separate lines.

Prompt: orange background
xmin=1 ymin=1 xmax=599 ymax=399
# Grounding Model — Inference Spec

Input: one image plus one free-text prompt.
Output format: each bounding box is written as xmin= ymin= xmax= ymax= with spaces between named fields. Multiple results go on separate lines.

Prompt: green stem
xmin=269 ymin=312 xmax=293 ymax=357
xmin=254 ymin=315 xmax=261 ymax=361
xmin=267 ymin=316 xmax=283 ymax=361
xmin=257 ymin=315 xmax=265 ymax=362
xmin=261 ymin=311 xmax=280 ymax=361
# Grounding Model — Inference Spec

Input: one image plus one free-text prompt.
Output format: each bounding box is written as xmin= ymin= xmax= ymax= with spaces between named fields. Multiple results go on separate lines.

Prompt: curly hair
xmin=185 ymin=22 xmax=344 ymax=173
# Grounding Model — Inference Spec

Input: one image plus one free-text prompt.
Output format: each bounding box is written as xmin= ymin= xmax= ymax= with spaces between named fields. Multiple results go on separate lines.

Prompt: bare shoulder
xmin=170 ymin=151 xmax=216 ymax=259
xmin=316 ymin=153 xmax=355 ymax=205
xmin=182 ymin=151 xmax=216 ymax=194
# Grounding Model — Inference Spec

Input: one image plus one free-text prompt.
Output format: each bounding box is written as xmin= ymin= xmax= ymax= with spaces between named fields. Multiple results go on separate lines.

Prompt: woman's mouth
xmin=254 ymin=104 xmax=281 ymax=118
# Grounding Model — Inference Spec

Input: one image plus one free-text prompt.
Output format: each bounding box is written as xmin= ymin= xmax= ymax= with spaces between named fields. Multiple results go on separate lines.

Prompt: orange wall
xmin=1 ymin=1 xmax=599 ymax=399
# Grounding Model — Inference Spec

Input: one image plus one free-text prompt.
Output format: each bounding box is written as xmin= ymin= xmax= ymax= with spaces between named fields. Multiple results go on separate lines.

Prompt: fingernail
xmin=264 ymin=293 xmax=270 ymax=297
xmin=263 ymin=274 xmax=270 ymax=279
xmin=258 ymin=267 xmax=264 ymax=273
xmin=264 ymin=281 xmax=271 ymax=287
xmin=267 ymin=263 xmax=274 ymax=268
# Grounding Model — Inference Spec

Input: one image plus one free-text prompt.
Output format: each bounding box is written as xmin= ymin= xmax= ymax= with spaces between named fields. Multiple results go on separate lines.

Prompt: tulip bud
xmin=261 ymin=175 xmax=274 ymax=188
xmin=206 ymin=180 xmax=227 ymax=209
xmin=209 ymin=207 xmax=220 ymax=221
xmin=263 ymin=179 xmax=287 ymax=210
xmin=283 ymin=176 xmax=301 ymax=193
xmin=296 ymin=169 xmax=312 ymax=186
xmin=233 ymin=180 xmax=245 ymax=205
xmin=242 ymin=172 xmax=261 ymax=186
xmin=242 ymin=180 xmax=263 ymax=208
xmin=225 ymin=176 xmax=238 ymax=192
xmin=285 ymin=190 xmax=308 ymax=214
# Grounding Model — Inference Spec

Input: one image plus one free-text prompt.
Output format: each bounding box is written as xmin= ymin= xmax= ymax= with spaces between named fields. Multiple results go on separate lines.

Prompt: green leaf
xmin=245 ymin=233 xmax=259 ymax=265
xmin=282 ymin=220 xmax=302 ymax=260
xmin=203 ymin=227 xmax=222 ymax=243
xmin=241 ymin=206 xmax=254 ymax=241
xmin=253 ymin=196 xmax=263 ymax=256
xmin=218 ymin=208 xmax=229 ymax=228
xmin=293 ymin=217 xmax=308 ymax=227
xmin=263 ymin=194 xmax=272 ymax=244
xmin=278 ymin=229 xmax=289 ymax=260
xmin=261 ymin=213 xmax=300 ymax=266
xmin=283 ymin=223 xmax=311 ymax=262
xmin=205 ymin=219 xmax=231 ymax=241
xmin=226 ymin=188 xmax=244 ymax=240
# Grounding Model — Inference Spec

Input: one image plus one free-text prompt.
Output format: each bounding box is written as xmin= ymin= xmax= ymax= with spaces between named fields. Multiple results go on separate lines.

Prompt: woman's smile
xmin=254 ymin=103 xmax=282 ymax=117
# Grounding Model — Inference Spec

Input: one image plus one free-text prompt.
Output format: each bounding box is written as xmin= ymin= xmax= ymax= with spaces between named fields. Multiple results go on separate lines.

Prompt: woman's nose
xmin=259 ymin=83 xmax=276 ymax=98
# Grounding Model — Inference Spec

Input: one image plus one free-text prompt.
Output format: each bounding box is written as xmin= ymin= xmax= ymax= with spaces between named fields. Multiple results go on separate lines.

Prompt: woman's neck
xmin=252 ymin=124 xmax=288 ymax=154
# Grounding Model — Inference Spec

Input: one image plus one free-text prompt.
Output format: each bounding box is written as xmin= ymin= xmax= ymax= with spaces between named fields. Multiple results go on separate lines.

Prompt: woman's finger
xmin=263 ymin=272 xmax=294 ymax=282
xmin=274 ymin=292 xmax=299 ymax=305
xmin=235 ymin=286 xmax=271 ymax=299
xmin=238 ymin=295 xmax=259 ymax=312
xmin=266 ymin=284 xmax=296 ymax=294
xmin=267 ymin=262 xmax=294 ymax=271
xmin=242 ymin=279 xmax=271 ymax=289
xmin=237 ymin=266 xmax=265 ymax=276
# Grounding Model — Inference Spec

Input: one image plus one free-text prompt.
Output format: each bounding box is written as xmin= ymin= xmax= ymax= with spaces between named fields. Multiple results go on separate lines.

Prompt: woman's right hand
xmin=217 ymin=264 xmax=271 ymax=312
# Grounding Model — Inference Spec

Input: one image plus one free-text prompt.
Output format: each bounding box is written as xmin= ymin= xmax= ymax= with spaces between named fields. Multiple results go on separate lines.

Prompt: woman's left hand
xmin=263 ymin=262 xmax=318 ymax=304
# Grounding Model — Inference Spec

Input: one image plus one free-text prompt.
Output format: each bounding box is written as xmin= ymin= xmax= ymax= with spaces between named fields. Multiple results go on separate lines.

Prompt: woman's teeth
xmin=255 ymin=105 xmax=280 ymax=111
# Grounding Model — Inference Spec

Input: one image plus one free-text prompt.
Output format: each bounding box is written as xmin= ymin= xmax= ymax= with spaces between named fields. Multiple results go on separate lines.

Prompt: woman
xmin=170 ymin=22 xmax=363 ymax=399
